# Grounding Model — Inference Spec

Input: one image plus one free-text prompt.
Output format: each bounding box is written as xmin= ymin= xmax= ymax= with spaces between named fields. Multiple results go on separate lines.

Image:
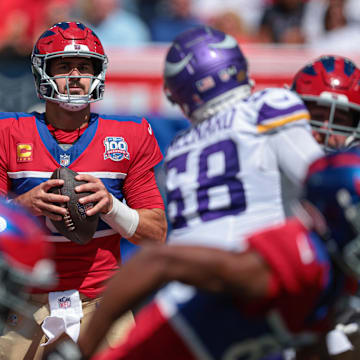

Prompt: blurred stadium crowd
xmin=2 ymin=0 xmax=360 ymax=114
xmin=2 ymin=0 xmax=360 ymax=53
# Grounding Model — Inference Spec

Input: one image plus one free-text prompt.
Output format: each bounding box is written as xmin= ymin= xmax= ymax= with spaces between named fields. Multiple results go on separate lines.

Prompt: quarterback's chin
xmin=67 ymin=89 xmax=84 ymax=96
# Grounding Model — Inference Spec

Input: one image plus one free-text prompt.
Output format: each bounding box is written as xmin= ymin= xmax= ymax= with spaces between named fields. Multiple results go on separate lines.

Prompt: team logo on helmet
xmin=208 ymin=34 xmax=238 ymax=49
xmin=103 ymin=137 xmax=130 ymax=162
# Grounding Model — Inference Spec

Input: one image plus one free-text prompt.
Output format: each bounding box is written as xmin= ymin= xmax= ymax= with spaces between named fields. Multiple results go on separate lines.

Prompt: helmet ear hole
xmin=91 ymin=58 xmax=103 ymax=76
xmin=44 ymin=58 xmax=54 ymax=77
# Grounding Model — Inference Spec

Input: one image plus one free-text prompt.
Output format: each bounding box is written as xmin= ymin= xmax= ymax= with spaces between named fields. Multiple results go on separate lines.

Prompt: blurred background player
xmin=291 ymin=55 xmax=360 ymax=152
xmin=290 ymin=56 xmax=360 ymax=360
xmin=0 ymin=198 xmax=55 ymax=358
xmin=162 ymin=25 xmax=323 ymax=247
xmin=61 ymin=147 xmax=360 ymax=360
xmin=257 ymin=0 xmax=306 ymax=44
xmin=280 ymin=55 xmax=360 ymax=218
xmin=0 ymin=21 xmax=167 ymax=359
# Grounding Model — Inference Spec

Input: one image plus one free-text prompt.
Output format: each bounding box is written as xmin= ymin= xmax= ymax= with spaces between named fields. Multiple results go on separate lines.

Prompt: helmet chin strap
xmin=58 ymin=102 xmax=88 ymax=112
xmin=54 ymin=94 xmax=89 ymax=112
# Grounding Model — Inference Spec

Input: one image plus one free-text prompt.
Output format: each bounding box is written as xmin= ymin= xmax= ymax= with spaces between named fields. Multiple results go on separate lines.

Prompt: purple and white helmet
xmin=164 ymin=26 xmax=252 ymax=121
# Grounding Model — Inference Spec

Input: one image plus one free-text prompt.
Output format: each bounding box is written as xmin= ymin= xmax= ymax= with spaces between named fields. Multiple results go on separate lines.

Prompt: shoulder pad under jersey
xmin=248 ymin=88 xmax=310 ymax=133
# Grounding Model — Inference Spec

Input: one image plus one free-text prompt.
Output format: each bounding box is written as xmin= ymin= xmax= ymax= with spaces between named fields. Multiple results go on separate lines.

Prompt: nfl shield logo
xmin=60 ymin=154 xmax=70 ymax=166
xmin=58 ymin=296 xmax=71 ymax=309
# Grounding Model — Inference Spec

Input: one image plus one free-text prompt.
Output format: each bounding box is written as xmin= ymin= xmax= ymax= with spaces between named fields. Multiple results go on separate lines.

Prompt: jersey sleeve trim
xmin=0 ymin=112 xmax=34 ymax=120
xmin=257 ymin=111 xmax=310 ymax=133
xmin=98 ymin=114 xmax=143 ymax=124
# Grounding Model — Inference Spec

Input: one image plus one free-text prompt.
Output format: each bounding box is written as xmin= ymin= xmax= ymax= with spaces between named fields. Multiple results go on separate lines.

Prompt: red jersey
xmin=0 ymin=111 xmax=164 ymax=298
xmin=93 ymin=219 xmax=356 ymax=359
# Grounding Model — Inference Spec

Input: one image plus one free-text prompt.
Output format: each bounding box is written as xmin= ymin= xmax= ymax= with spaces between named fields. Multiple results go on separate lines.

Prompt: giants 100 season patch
xmin=103 ymin=136 xmax=130 ymax=162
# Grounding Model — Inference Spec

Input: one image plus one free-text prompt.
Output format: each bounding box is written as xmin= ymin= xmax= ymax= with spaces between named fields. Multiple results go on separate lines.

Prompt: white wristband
xmin=100 ymin=194 xmax=139 ymax=239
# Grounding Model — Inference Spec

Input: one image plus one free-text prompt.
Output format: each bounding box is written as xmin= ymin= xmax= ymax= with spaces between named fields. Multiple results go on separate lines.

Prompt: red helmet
xmin=31 ymin=22 xmax=108 ymax=111
xmin=0 ymin=199 xmax=55 ymax=332
xmin=291 ymin=55 xmax=360 ymax=150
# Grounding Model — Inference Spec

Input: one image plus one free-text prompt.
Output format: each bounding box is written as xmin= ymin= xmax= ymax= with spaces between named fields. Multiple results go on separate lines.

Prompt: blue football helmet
xmin=164 ymin=26 xmax=252 ymax=122
xmin=0 ymin=199 xmax=55 ymax=333
xmin=304 ymin=148 xmax=360 ymax=279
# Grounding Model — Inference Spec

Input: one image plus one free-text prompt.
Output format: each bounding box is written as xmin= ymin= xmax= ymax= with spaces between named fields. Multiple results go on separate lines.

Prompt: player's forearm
xmin=161 ymin=245 xmax=269 ymax=298
xmin=104 ymin=244 xmax=266 ymax=298
xmin=128 ymin=208 xmax=167 ymax=244
xmin=13 ymin=192 xmax=30 ymax=208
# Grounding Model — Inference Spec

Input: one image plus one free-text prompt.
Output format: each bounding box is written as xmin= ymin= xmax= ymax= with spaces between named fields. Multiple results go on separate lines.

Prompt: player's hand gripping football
xmin=74 ymin=174 xmax=113 ymax=215
xmin=14 ymin=179 xmax=69 ymax=221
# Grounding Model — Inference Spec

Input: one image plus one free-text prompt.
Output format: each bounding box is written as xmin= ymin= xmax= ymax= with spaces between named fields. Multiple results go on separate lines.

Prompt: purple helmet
xmin=164 ymin=26 xmax=251 ymax=119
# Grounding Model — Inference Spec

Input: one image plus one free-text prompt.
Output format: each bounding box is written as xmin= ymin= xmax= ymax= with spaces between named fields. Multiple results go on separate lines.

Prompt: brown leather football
xmin=48 ymin=167 xmax=99 ymax=245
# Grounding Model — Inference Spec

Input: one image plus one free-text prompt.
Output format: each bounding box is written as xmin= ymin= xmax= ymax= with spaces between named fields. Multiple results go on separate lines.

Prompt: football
xmin=48 ymin=167 xmax=99 ymax=245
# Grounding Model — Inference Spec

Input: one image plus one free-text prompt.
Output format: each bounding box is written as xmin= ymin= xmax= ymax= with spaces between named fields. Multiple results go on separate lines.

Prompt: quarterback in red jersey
xmin=0 ymin=22 xmax=167 ymax=359
xmin=41 ymin=148 xmax=360 ymax=360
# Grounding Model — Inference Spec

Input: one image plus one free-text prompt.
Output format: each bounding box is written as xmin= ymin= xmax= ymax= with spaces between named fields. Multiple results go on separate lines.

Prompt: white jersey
xmin=164 ymin=88 xmax=323 ymax=249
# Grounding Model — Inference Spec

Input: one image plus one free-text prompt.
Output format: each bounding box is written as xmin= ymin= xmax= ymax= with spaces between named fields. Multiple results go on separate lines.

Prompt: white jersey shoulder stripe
xmin=257 ymin=111 xmax=310 ymax=133
xmin=7 ymin=170 xmax=127 ymax=180
xmin=8 ymin=171 xmax=53 ymax=179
